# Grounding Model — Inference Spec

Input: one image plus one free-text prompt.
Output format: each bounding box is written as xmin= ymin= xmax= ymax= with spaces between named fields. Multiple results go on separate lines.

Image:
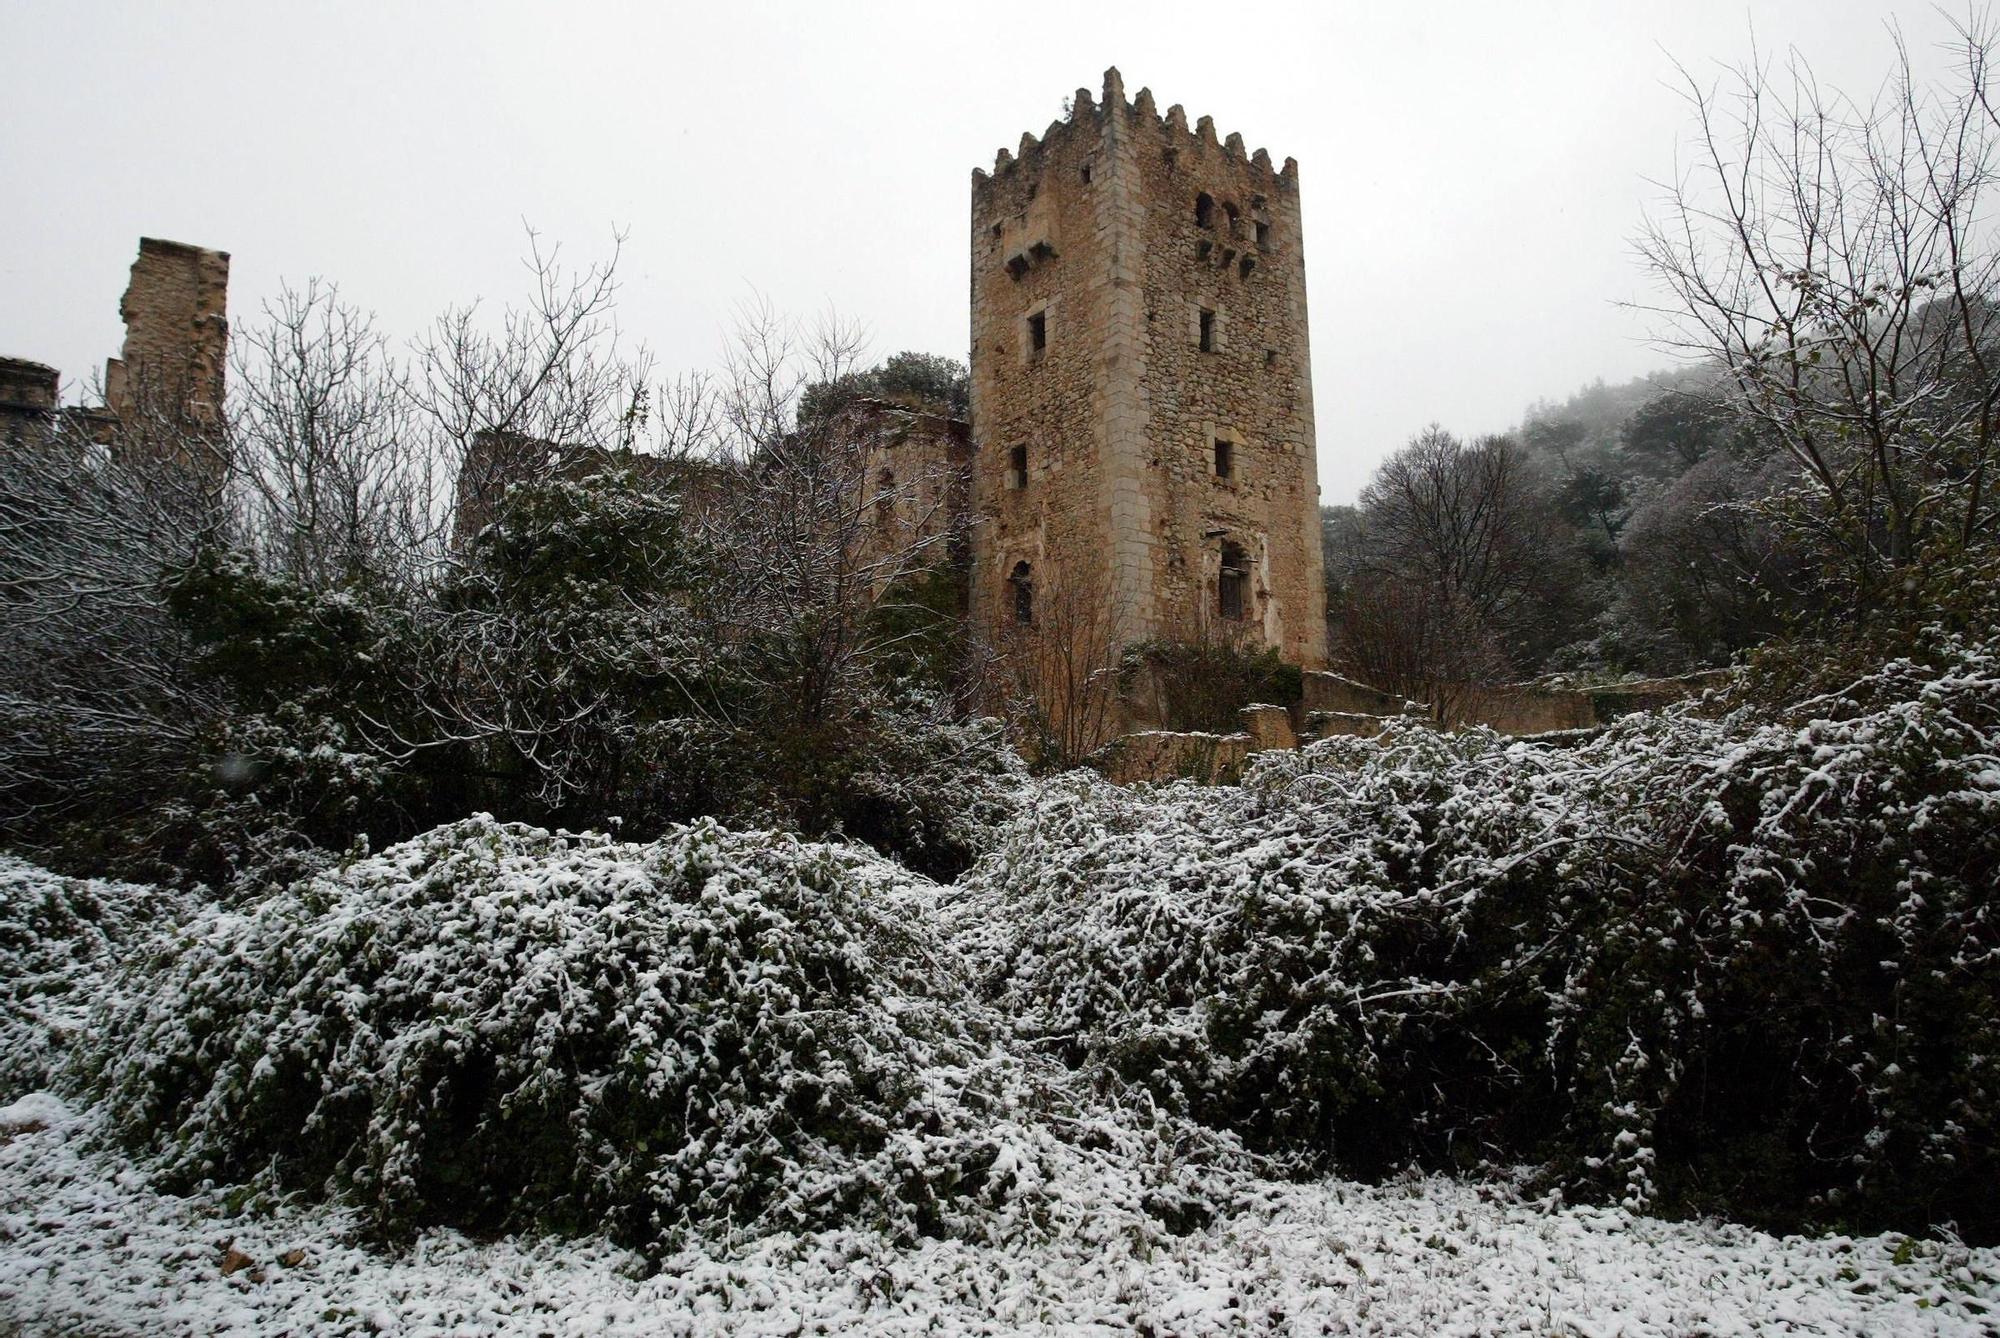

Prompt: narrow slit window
xmin=1028 ymin=310 xmax=1047 ymax=354
xmin=1194 ymin=193 xmax=1215 ymax=228
xmin=1007 ymin=444 xmax=1028 ymax=490
xmin=1198 ymin=308 xmax=1216 ymax=353
xmin=1255 ymin=219 xmax=1271 ymax=248
xmin=1009 ymin=561 xmax=1034 ymax=625
xmin=1213 ymin=437 xmax=1234 ymax=478
xmin=1080 ymin=163 xmax=1093 ymax=183
xmin=1219 ymin=543 xmax=1248 ymax=621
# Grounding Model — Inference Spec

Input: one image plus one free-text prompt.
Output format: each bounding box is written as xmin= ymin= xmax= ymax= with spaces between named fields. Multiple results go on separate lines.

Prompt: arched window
xmin=1218 ymin=542 xmax=1248 ymax=621
xmin=1009 ymin=560 xmax=1034 ymax=625
xmin=1194 ymin=193 xmax=1215 ymax=228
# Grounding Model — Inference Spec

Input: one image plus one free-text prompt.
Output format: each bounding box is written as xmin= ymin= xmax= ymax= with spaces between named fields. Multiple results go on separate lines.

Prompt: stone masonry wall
xmin=104 ymin=237 xmax=230 ymax=430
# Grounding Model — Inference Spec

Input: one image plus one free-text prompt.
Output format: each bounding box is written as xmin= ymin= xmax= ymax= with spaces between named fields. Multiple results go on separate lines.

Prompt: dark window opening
xmin=1219 ymin=543 xmax=1248 ymax=621
xmin=1254 ymin=219 xmax=1271 ymax=248
xmin=1197 ymin=239 xmax=1213 ymax=261
xmin=1195 ymin=192 xmax=1215 ymax=228
xmin=1007 ymin=444 xmax=1028 ymax=489
xmin=1006 ymin=254 xmax=1029 ymax=281
xmin=1213 ymin=437 xmax=1234 ymax=478
xmin=1239 ymin=255 xmax=1255 ymax=280
xmin=1265 ymin=348 xmax=1278 ymax=368
xmin=991 ymin=222 xmax=1004 ymax=240
xmin=1198 ymin=308 xmax=1216 ymax=352
xmin=1080 ymin=163 xmax=1093 ymax=183
xmin=1223 ymin=202 xmax=1241 ymax=237
xmin=1009 ymin=561 xmax=1034 ymax=625
xmin=1028 ymin=310 xmax=1047 ymax=353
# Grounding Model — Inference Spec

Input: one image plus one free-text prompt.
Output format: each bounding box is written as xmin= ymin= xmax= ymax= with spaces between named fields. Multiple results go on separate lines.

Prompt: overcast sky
xmin=0 ymin=0 xmax=1969 ymax=501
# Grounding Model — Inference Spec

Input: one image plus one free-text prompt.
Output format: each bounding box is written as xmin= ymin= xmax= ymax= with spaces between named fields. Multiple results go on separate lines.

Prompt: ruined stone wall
xmin=968 ymin=69 xmax=1327 ymax=695
xmin=848 ymin=399 xmax=972 ymax=589
xmin=1122 ymin=82 xmax=1326 ymax=667
xmin=968 ymin=84 xmax=1119 ymax=654
xmin=103 ymin=237 xmax=230 ymax=430
xmin=0 ymin=357 xmax=59 ymax=448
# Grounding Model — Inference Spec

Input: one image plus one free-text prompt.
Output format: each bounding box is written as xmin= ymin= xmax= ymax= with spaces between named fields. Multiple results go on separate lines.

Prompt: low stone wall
xmin=1092 ymin=729 xmax=1252 ymax=785
xmin=1458 ymin=670 xmax=1729 ymax=735
xmin=1094 ymin=670 xmax=1731 ymax=785
xmin=1301 ymin=671 xmax=1424 ymax=719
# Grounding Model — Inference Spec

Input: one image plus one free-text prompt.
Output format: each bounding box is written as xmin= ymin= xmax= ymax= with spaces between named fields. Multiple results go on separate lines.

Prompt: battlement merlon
xmin=971 ymin=67 xmax=1299 ymax=203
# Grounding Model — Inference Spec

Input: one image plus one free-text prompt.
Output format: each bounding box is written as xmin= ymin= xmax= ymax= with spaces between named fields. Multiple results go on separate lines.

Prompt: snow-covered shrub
xmin=828 ymin=694 xmax=1028 ymax=879
xmin=0 ymin=858 xmax=189 ymax=1096
xmin=85 ymin=814 xmax=1236 ymax=1249
xmin=957 ymin=634 xmax=2000 ymax=1239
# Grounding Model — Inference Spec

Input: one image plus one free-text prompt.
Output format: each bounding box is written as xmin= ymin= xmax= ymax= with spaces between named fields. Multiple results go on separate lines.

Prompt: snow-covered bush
xmin=0 ymin=858 xmax=189 ymax=1096
xmin=956 ymin=634 xmax=2000 ymax=1239
xmin=85 ymin=815 xmax=1237 ymax=1250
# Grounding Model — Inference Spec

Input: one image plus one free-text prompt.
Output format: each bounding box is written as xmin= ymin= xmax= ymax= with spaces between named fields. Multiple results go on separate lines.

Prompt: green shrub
xmin=85 ymin=815 xmax=1224 ymax=1250
xmin=957 ymin=632 xmax=2000 ymax=1240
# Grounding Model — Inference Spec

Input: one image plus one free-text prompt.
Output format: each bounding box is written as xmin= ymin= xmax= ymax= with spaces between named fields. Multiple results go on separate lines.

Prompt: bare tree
xmin=1638 ymin=12 xmax=2000 ymax=604
xmin=413 ymin=227 xmax=653 ymax=541
xmin=231 ymin=281 xmax=433 ymax=586
xmin=1358 ymin=426 xmax=1582 ymax=667
xmin=0 ymin=417 xmax=226 ymax=848
xmin=699 ymin=299 xmax=965 ymax=731
xmin=992 ymin=569 xmax=1124 ymax=768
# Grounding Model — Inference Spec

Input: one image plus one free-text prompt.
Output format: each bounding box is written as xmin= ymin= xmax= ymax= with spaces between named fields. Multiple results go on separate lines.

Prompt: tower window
xmin=1007 ymin=444 xmax=1028 ymax=489
xmin=1009 ymin=561 xmax=1034 ymax=625
xmin=1080 ymin=163 xmax=1093 ymax=183
xmin=1028 ymin=310 xmax=1047 ymax=354
xmin=1213 ymin=437 xmax=1234 ymax=479
xmin=1198 ymin=308 xmax=1217 ymax=353
xmin=1255 ymin=219 xmax=1271 ymax=248
xmin=1219 ymin=543 xmax=1248 ymax=621
xmin=1239 ymin=255 xmax=1255 ymax=280
xmin=1194 ymin=193 xmax=1215 ymax=228
xmin=1223 ymin=202 xmax=1241 ymax=237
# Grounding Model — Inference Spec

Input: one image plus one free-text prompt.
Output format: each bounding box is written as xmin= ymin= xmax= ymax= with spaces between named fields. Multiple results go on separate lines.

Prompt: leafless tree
xmin=698 ymin=298 xmax=965 ymax=730
xmin=412 ymin=227 xmax=653 ymax=534
xmin=1638 ymin=11 xmax=2000 ymax=602
xmin=231 ymin=281 xmax=435 ymax=585
xmin=1358 ymin=427 xmax=1579 ymax=664
xmin=0 ymin=414 xmax=226 ymax=844
xmin=992 ymin=569 xmax=1125 ymax=768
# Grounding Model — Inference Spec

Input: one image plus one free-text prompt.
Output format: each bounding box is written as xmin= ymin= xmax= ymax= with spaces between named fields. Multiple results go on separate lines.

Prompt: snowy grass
xmin=2 ymin=1095 xmax=1995 ymax=1336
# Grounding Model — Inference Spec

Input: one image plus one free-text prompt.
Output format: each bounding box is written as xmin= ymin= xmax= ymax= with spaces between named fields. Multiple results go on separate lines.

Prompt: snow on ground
xmin=3 ymin=1097 xmax=1994 ymax=1336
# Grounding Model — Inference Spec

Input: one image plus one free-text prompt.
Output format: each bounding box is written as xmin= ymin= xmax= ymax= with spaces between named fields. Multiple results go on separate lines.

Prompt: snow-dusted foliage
xmin=84 ymin=815 xmax=1237 ymax=1250
xmin=0 ymin=858 xmax=189 ymax=1096
xmin=6 ymin=1100 xmax=1997 ymax=1335
xmin=956 ymin=635 xmax=2000 ymax=1236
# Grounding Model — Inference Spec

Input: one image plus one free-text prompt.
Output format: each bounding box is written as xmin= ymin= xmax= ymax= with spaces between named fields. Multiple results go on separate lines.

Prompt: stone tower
xmin=104 ymin=236 xmax=230 ymax=431
xmin=968 ymin=68 xmax=1327 ymax=672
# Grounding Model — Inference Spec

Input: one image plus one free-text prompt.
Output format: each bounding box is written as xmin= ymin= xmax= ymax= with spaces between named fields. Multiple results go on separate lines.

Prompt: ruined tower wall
xmin=1124 ymin=95 xmax=1326 ymax=665
xmin=968 ymin=86 xmax=1122 ymax=648
xmin=104 ymin=237 xmax=230 ymax=429
xmin=968 ymin=70 xmax=1327 ymax=676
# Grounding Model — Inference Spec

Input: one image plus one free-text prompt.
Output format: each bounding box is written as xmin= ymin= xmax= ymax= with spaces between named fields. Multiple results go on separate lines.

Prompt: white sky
xmin=0 ymin=0 xmax=1969 ymax=501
